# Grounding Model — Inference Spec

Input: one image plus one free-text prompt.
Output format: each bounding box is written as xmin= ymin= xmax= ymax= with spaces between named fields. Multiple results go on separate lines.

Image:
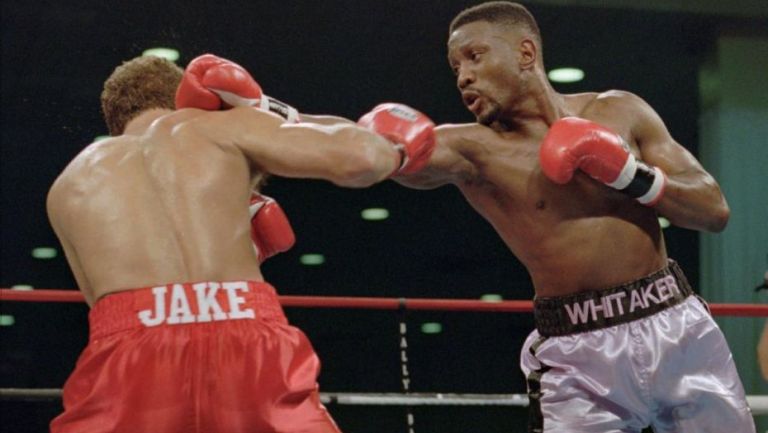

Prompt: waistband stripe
xmin=534 ymin=260 xmax=692 ymax=337
xmin=88 ymin=281 xmax=286 ymax=340
xmin=138 ymin=281 xmax=256 ymax=327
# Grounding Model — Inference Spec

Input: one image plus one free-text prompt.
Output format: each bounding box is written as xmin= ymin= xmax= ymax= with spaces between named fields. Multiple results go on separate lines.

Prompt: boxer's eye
xmin=470 ymin=48 xmax=487 ymax=62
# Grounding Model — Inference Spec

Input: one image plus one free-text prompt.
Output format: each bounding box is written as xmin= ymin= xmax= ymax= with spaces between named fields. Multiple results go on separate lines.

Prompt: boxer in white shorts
xmin=392 ymin=2 xmax=755 ymax=431
xmin=522 ymin=260 xmax=754 ymax=432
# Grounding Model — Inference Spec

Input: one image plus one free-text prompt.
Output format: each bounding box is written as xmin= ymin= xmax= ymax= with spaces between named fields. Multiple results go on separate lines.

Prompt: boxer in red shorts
xmin=47 ymin=54 xmax=435 ymax=433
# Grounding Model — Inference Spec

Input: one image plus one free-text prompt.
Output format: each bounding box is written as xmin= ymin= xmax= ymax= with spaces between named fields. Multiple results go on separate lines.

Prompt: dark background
xmin=2 ymin=1 xmax=766 ymax=432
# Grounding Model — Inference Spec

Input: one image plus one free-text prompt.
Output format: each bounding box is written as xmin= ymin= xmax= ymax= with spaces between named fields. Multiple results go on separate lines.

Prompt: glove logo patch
xmin=387 ymin=106 xmax=418 ymax=122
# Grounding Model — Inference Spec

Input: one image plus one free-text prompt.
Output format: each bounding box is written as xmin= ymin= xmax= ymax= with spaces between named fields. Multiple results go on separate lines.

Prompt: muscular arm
xmin=186 ymin=107 xmax=400 ymax=187
xmin=393 ymin=123 xmax=485 ymax=189
xmin=629 ymin=95 xmax=730 ymax=232
xmin=299 ymin=113 xmax=355 ymax=126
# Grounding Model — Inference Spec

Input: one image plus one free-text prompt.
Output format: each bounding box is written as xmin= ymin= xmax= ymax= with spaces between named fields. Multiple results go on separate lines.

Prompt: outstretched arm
xmin=187 ymin=107 xmax=401 ymax=188
xmin=299 ymin=114 xmax=356 ymax=126
xmin=175 ymin=54 xmax=433 ymax=188
xmin=393 ymin=123 xmax=487 ymax=190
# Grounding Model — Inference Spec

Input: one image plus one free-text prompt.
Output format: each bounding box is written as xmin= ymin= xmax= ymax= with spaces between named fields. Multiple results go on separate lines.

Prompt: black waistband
xmin=533 ymin=260 xmax=693 ymax=337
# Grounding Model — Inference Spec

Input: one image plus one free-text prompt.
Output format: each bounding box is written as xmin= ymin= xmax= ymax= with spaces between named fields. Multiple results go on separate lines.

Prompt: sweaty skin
xmin=47 ymin=107 xmax=399 ymax=305
xmin=396 ymin=21 xmax=729 ymax=297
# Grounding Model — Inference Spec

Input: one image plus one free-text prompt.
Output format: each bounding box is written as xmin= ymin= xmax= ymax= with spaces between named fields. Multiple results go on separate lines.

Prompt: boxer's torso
xmin=447 ymin=92 xmax=667 ymax=297
xmin=48 ymin=109 xmax=264 ymax=304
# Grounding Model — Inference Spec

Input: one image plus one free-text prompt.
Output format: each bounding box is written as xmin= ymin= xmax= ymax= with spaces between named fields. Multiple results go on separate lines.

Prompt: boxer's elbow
xmin=679 ymin=200 xmax=729 ymax=233
xmin=673 ymin=175 xmax=730 ymax=233
xmin=704 ymin=181 xmax=730 ymax=232
xmin=707 ymin=203 xmax=730 ymax=233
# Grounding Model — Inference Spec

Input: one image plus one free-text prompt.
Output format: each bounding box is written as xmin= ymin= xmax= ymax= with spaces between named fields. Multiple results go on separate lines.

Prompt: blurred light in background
xmin=548 ymin=67 xmax=585 ymax=83
xmin=31 ymin=247 xmax=57 ymax=259
xmin=142 ymin=47 xmax=180 ymax=62
xmin=658 ymin=217 xmax=671 ymax=229
xmin=361 ymin=208 xmax=390 ymax=221
xmin=480 ymin=293 xmax=503 ymax=302
xmin=300 ymin=253 xmax=325 ymax=266
xmin=0 ymin=315 xmax=16 ymax=327
xmin=420 ymin=322 xmax=443 ymax=334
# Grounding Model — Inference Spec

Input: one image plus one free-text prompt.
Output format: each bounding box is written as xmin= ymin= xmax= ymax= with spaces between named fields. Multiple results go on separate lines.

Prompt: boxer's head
xmin=447 ymin=2 xmax=543 ymax=125
xmin=101 ymin=56 xmax=183 ymax=135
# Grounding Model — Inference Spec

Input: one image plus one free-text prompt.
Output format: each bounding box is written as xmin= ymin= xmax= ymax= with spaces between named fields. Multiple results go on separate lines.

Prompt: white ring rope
xmin=322 ymin=392 xmax=531 ymax=407
xmin=2 ymin=388 xmax=766 ymax=416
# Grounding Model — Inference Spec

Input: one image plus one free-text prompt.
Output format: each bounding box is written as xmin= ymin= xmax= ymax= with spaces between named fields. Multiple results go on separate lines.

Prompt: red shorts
xmin=50 ymin=281 xmax=341 ymax=433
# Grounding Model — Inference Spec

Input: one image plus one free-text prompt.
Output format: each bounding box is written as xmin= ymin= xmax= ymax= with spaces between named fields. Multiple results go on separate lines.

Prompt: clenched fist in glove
xmin=175 ymin=54 xmax=300 ymax=122
xmin=357 ymin=103 xmax=436 ymax=176
xmin=249 ymin=193 xmax=295 ymax=263
xmin=539 ymin=117 xmax=666 ymax=206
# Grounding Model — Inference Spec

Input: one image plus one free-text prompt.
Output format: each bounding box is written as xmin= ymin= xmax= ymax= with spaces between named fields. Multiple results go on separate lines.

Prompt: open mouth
xmin=462 ymin=92 xmax=480 ymax=113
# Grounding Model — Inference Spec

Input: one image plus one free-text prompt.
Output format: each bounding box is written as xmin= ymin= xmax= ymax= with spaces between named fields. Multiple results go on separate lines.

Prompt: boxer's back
xmin=47 ymin=110 xmax=263 ymax=304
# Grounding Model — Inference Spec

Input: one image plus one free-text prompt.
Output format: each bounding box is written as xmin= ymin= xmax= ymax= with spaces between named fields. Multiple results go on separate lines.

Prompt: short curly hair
xmin=101 ymin=56 xmax=183 ymax=135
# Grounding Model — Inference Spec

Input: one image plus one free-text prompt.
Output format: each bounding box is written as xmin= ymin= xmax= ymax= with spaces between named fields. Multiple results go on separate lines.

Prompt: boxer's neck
xmin=495 ymin=69 xmax=566 ymax=134
xmin=123 ymin=109 xmax=171 ymax=136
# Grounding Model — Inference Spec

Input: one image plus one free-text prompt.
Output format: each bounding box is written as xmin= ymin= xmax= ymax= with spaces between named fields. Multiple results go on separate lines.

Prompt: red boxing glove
xmin=249 ymin=193 xmax=296 ymax=263
xmin=539 ymin=117 xmax=667 ymax=206
xmin=175 ymin=54 xmax=263 ymax=110
xmin=358 ymin=103 xmax=436 ymax=175
xmin=175 ymin=54 xmax=300 ymax=122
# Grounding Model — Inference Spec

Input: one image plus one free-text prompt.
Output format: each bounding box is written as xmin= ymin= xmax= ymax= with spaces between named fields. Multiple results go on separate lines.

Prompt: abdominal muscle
xmin=514 ymin=220 xmax=667 ymax=298
xmin=459 ymin=175 xmax=667 ymax=298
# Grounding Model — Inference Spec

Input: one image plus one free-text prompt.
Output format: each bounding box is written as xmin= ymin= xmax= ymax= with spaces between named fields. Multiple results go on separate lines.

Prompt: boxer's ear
xmin=518 ymin=38 xmax=537 ymax=70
